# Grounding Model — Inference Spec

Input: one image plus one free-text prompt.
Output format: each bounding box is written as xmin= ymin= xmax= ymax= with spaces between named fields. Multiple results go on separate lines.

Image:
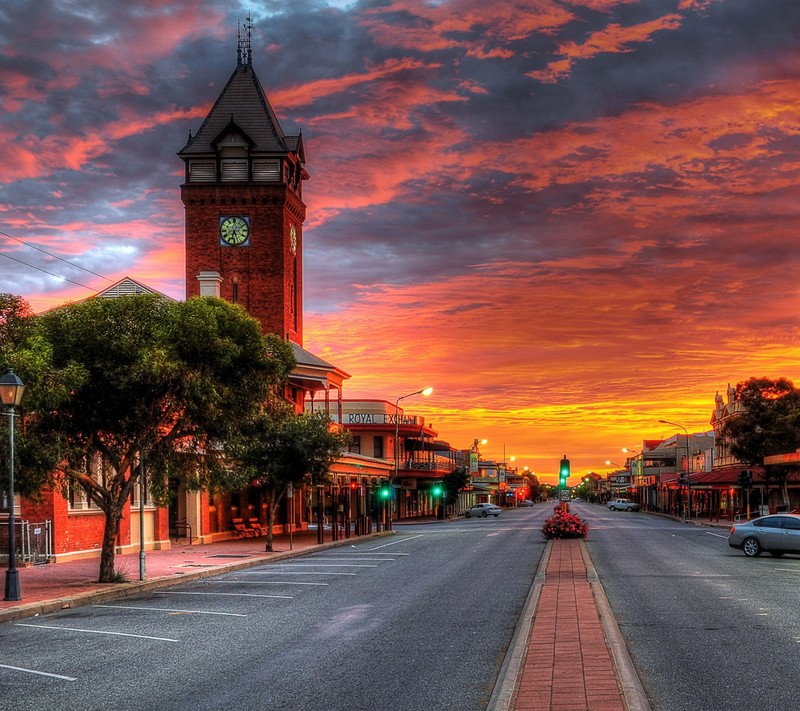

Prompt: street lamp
xmin=622 ymin=447 xmax=643 ymax=507
xmin=659 ymin=419 xmax=691 ymax=519
xmin=605 ymin=460 xmax=624 ymax=498
xmin=0 ymin=368 xmax=25 ymax=601
xmin=391 ymin=387 xmax=433 ymax=528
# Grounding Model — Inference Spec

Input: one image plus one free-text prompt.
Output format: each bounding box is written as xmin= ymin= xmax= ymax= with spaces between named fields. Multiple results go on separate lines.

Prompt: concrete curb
xmin=579 ymin=540 xmax=652 ymax=711
xmin=0 ymin=532 xmax=394 ymax=625
xmin=486 ymin=539 xmax=552 ymax=711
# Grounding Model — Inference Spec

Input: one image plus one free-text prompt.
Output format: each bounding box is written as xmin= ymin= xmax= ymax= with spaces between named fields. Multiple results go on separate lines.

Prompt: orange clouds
xmin=530 ymin=13 xmax=683 ymax=81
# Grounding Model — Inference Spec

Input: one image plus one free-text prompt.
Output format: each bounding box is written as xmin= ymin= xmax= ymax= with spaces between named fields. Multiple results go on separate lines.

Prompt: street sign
xmin=560 ymin=490 xmax=569 ymax=501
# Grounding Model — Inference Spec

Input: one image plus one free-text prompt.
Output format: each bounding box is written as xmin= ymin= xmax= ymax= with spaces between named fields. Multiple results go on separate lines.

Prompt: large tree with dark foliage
xmin=720 ymin=377 xmax=800 ymax=505
xmin=0 ymin=294 xmax=295 ymax=582
xmin=232 ymin=409 xmax=350 ymax=551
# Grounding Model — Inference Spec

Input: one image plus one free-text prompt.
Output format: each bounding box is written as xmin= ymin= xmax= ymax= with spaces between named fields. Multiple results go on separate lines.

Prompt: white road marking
xmin=236 ymin=571 xmax=356 ymax=576
xmin=162 ymin=591 xmax=293 ymax=599
xmin=269 ymin=563 xmax=378 ymax=568
xmin=92 ymin=604 xmax=247 ymax=617
xmin=215 ymin=580 xmax=329 ymax=586
xmin=15 ymin=623 xmax=178 ymax=642
xmin=370 ymin=536 xmax=422 ymax=549
xmin=0 ymin=664 xmax=76 ymax=681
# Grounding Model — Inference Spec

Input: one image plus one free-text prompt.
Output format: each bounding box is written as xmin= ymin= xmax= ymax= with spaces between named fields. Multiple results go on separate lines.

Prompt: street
xmin=0 ymin=511 xmax=542 ymax=711
xmin=577 ymin=501 xmax=800 ymax=711
xmin=2 ymin=504 xmax=800 ymax=710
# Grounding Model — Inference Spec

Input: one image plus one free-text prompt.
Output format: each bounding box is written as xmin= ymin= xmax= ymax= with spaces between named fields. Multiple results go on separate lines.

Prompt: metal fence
xmin=0 ymin=519 xmax=52 ymax=565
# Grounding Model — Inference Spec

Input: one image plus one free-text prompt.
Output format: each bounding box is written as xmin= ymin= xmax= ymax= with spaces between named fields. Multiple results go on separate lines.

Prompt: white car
xmin=465 ymin=503 xmax=501 ymax=518
xmin=606 ymin=498 xmax=640 ymax=512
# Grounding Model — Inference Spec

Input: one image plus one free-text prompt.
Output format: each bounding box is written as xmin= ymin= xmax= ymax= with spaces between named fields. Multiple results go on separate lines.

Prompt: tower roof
xmin=178 ymin=61 xmax=302 ymax=157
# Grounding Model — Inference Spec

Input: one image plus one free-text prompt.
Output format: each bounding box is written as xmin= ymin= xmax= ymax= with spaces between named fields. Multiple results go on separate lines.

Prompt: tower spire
xmin=237 ymin=13 xmax=254 ymax=67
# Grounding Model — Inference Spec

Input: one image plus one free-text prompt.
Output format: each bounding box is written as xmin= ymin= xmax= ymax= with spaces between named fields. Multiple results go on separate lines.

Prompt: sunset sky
xmin=2 ymin=0 xmax=799 ymax=482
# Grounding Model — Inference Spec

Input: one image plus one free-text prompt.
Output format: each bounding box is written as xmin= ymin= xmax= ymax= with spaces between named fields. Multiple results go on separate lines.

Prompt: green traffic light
xmin=432 ymin=484 xmax=443 ymax=497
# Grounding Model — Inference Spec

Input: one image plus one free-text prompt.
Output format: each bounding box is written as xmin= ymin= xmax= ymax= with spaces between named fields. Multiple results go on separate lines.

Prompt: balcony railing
xmin=403 ymin=455 xmax=454 ymax=472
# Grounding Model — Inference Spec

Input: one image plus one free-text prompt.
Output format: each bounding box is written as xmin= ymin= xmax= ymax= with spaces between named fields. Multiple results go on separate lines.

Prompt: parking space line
xmin=370 ymin=536 xmax=422 ymax=549
xmin=269 ymin=563 xmax=378 ymax=568
xmin=15 ymin=623 xmax=178 ymax=642
xmin=302 ymin=557 xmax=397 ymax=561
xmin=162 ymin=591 xmax=292 ymax=599
xmin=240 ymin=571 xmax=357 ymax=576
xmin=92 ymin=604 xmax=247 ymax=617
xmin=0 ymin=663 xmax=77 ymax=681
xmin=215 ymin=580 xmax=328 ymax=586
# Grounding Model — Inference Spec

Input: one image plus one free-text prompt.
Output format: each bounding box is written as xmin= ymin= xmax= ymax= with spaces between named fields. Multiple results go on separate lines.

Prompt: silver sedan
xmin=727 ymin=514 xmax=800 ymax=557
xmin=465 ymin=503 xmax=501 ymax=518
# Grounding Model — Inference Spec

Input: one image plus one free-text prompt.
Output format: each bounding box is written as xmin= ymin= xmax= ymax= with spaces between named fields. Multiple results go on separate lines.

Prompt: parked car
xmin=728 ymin=514 xmax=800 ymax=557
xmin=606 ymin=498 xmax=640 ymax=512
xmin=465 ymin=503 xmax=501 ymax=518
xmin=518 ymin=499 xmax=534 ymax=507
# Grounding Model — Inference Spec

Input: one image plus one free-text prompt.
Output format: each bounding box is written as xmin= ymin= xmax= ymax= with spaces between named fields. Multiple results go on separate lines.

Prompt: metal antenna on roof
xmin=237 ymin=12 xmax=254 ymax=66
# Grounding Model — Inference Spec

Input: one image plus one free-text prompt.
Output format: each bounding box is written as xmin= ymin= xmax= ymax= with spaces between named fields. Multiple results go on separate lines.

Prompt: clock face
xmin=289 ymin=224 xmax=297 ymax=254
xmin=219 ymin=216 xmax=250 ymax=246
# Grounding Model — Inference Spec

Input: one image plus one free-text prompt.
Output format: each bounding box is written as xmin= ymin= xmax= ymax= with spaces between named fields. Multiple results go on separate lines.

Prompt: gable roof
xmin=179 ymin=61 xmax=300 ymax=157
xmin=96 ymin=276 xmax=175 ymax=300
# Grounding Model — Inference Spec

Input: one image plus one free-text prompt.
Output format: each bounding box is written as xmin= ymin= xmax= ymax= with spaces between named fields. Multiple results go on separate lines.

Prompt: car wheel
xmin=742 ymin=537 xmax=761 ymax=557
xmin=608 ymin=505 xmax=616 ymax=511
xmin=481 ymin=511 xmax=488 ymax=518
xmin=465 ymin=512 xmax=471 ymax=518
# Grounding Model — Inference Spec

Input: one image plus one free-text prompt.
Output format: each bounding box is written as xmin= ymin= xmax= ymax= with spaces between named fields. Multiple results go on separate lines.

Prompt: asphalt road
xmin=0 ymin=509 xmax=545 ymax=711
xmin=577 ymin=501 xmax=800 ymax=711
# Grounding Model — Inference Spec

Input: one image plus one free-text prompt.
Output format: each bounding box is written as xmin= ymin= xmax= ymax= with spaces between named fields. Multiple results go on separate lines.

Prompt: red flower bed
xmin=541 ymin=506 xmax=589 ymax=539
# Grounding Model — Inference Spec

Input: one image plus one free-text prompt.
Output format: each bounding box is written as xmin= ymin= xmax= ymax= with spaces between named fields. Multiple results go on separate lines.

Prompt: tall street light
xmin=391 ymin=387 xmax=433 ymax=529
xmin=622 ymin=447 xmax=643 ymax=507
xmin=659 ymin=419 xmax=691 ymax=518
xmin=0 ymin=368 xmax=25 ymax=601
xmin=605 ymin=460 xmax=623 ymax=498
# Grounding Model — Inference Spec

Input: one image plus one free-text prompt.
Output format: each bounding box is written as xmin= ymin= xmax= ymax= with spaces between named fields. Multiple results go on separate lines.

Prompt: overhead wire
xmin=0 ymin=229 xmax=114 ymax=291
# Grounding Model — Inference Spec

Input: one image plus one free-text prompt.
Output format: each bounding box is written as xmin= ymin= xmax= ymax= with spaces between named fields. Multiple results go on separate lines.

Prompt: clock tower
xmin=178 ymin=26 xmax=307 ymax=345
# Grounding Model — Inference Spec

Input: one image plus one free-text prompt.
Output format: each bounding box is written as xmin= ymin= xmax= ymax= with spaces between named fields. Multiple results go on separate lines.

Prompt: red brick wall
xmin=21 ymin=488 xmax=106 ymax=555
xmin=182 ymin=183 xmax=305 ymax=344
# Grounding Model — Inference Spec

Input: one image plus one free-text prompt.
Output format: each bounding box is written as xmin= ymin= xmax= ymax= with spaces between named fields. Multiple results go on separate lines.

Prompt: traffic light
xmin=379 ymin=480 xmax=392 ymax=499
xmin=738 ymin=470 xmax=752 ymax=488
xmin=559 ymin=456 xmax=570 ymax=487
xmin=432 ymin=483 xmax=443 ymax=497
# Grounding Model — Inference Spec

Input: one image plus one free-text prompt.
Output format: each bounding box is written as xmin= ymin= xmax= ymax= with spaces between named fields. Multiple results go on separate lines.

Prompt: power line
xmin=0 ymin=230 xmax=113 ymax=283
xmin=0 ymin=251 xmax=97 ymax=291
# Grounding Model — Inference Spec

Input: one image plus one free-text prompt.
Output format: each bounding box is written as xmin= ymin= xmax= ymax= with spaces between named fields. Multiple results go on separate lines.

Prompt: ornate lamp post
xmin=0 ymin=368 xmax=25 ymax=601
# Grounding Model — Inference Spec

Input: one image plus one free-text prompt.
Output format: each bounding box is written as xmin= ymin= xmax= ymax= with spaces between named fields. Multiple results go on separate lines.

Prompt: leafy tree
xmin=233 ymin=410 xmax=350 ymax=551
xmin=525 ymin=471 xmax=544 ymax=501
xmin=573 ymin=472 xmax=602 ymax=502
xmin=442 ymin=466 xmax=470 ymax=509
xmin=7 ymin=294 xmax=295 ymax=582
xmin=720 ymin=377 xmax=800 ymax=504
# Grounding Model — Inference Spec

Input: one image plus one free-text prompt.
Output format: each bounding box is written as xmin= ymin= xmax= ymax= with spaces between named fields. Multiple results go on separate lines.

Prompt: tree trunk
xmin=98 ymin=505 xmax=123 ymax=583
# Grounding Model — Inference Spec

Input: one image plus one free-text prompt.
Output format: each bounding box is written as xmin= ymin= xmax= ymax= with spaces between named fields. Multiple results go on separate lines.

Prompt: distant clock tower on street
xmin=178 ymin=20 xmax=307 ymax=345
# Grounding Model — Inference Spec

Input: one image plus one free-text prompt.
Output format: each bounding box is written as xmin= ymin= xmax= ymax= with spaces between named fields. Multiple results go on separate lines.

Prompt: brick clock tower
xmin=178 ymin=29 xmax=307 ymax=345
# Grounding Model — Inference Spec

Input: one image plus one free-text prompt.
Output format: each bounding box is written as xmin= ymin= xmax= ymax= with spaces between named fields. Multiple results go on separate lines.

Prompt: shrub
xmin=542 ymin=508 xmax=589 ymax=539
